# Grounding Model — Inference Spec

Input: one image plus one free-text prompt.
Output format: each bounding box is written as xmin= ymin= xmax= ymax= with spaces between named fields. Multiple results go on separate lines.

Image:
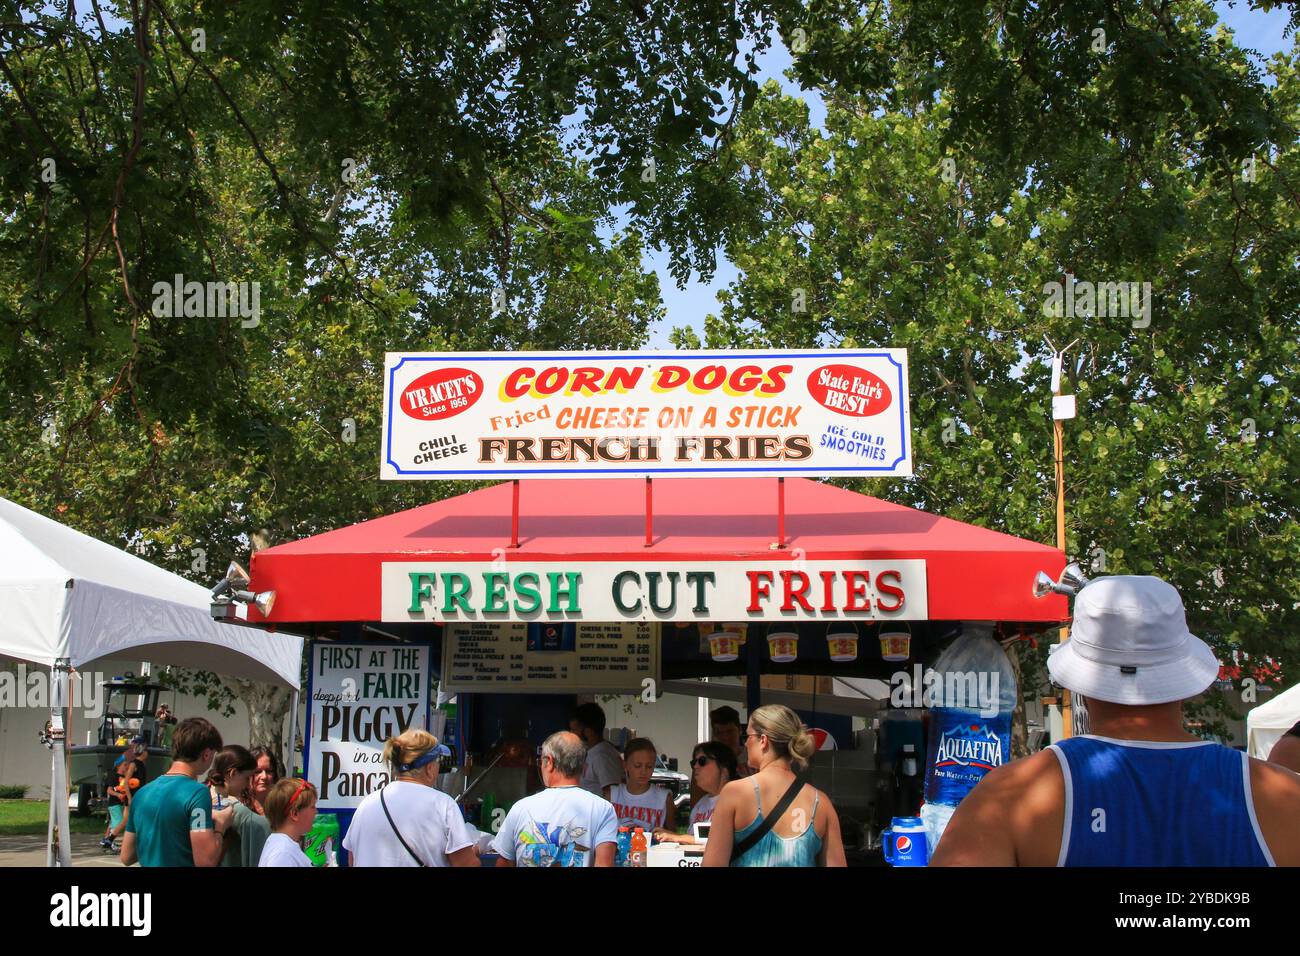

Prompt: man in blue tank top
xmin=931 ymin=575 xmax=1300 ymax=866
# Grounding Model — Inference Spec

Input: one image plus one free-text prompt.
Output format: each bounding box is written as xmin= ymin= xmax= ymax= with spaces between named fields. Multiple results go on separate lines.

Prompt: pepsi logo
xmin=896 ymin=835 xmax=913 ymax=853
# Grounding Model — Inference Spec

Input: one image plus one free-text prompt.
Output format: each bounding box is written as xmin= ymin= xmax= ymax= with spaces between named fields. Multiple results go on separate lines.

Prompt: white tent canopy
xmin=0 ymin=497 xmax=301 ymax=687
xmin=1247 ymin=681 xmax=1300 ymax=759
xmin=0 ymin=497 xmax=305 ymax=867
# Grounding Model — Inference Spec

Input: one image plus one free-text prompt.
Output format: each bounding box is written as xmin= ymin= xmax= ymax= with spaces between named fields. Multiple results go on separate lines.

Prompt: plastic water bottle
xmin=616 ymin=826 xmax=631 ymax=867
xmin=920 ymin=624 xmax=1017 ymax=855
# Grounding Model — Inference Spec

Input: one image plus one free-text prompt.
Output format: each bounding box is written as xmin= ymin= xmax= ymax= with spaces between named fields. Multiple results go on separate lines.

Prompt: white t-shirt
xmin=580 ymin=739 xmax=624 ymax=795
xmin=491 ymin=785 xmax=619 ymax=867
xmin=689 ymin=793 xmax=718 ymax=828
xmin=342 ymin=782 xmax=476 ymax=867
xmin=609 ymin=783 xmax=671 ymax=831
xmin=258 ymin=832 xmax=312 ymax=868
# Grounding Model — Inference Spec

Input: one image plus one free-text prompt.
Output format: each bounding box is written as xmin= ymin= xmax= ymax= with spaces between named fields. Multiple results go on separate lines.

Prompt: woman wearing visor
xmin=343 ymin=729 xmax=479 ymax=867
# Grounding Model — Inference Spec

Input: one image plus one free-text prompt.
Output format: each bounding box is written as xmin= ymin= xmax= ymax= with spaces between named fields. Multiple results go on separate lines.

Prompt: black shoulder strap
xmin=730 ymin=775 xmax=806 ymax=862
xmin=379 ymin=785 xmax=427 ymax=867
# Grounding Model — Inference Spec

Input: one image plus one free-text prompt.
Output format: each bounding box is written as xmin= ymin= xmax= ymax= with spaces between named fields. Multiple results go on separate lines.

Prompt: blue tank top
xmin=732 ymin=779 xmax=822 ymax=867
xmin=1047 ymin=736 xmax=1274 ymax=867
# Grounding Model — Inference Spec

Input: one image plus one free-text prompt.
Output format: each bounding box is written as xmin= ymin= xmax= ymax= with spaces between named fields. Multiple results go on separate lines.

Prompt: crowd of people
xmin=109 ymin=576 xmax=1300 ymax=870
xmin=338 ymin=700 xmax=846 ymax=868
xmin=115 ymin=698 xmax=845 ymax=868
xmin=115 ymin=717 xmax=318 ymax=868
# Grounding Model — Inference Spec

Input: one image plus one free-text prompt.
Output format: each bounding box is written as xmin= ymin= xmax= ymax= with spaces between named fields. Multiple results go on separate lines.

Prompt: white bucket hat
xmin=1046 ymin=575 xmax=1220 ymax=706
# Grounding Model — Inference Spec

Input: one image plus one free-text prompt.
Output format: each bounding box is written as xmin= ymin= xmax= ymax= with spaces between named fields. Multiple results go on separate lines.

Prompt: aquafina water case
xmin=920 ymin=625 xmax=1017 ymax=855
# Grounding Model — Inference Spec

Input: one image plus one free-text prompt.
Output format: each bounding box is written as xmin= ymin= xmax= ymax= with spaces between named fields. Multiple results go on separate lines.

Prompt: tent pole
xmin=46 ymin=743 xmax=57 ymax=867
xmin=47 ymin=658 xmax=72 ymax=867
xmin=287 ymin=689 xmax=300 ymax=777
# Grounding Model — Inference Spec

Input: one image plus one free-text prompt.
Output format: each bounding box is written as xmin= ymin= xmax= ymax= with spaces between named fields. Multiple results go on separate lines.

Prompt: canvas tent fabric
xmin=1 ymin=497 xmax=305 ymax=867
xmin=0 ymin=497 xmax=301 ymax=688
xmin=1247 ymin=682 xmax=1300 ymax=759
xmin=248 ymin=476 xmax=1070 ymax=625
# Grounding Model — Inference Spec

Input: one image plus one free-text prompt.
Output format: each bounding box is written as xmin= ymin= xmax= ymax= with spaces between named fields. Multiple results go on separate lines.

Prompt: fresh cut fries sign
xmin=380 ymin=349 xmax=911 ymax=479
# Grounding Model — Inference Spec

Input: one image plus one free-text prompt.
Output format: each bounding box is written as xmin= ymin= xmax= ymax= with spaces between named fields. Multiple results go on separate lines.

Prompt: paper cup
xmin=879 ymin=631 xmax=911 ymax=662
xmin=767 ymin=631 xmax=799 ymax=663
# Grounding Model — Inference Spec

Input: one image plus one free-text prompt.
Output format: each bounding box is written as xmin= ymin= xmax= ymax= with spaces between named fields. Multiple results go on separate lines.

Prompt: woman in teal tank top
xmin=701 ymin=704 xmax=846 ymax=867
xmin=731 ymin=777 xmax=823 ymax=866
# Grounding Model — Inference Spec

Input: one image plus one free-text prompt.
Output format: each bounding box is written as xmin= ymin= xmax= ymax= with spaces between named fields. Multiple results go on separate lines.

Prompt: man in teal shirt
xmin=122 ymin=717 xmax=233 ymax=867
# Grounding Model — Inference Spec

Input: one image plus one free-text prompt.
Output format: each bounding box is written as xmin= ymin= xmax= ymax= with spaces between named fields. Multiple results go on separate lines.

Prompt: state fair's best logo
xmin=806 ymin=364 xmax=892 ymax=417
xmin=401 ymin=367 xmax=483 ymax=421
xmin=933 ymin=723 xmax=1004 ymax=772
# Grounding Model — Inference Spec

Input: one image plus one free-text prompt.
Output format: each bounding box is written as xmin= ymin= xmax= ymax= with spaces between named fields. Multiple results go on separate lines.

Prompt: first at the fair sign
xmin=380 ymin=349 xmax=911 ymax=479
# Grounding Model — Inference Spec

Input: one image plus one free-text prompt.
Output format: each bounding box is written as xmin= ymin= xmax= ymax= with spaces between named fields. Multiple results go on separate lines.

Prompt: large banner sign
xmin=383 ymin=560 xmax=928 ymax=623
xmin=305 ymin=642 xmax=432 ymax=809
xmin=381 ymin=349 xmax=911 ymax=479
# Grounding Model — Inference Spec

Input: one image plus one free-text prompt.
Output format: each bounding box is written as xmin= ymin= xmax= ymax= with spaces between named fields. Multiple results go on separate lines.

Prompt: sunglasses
xmin=690 ymin=756 xmax=715 ymax=768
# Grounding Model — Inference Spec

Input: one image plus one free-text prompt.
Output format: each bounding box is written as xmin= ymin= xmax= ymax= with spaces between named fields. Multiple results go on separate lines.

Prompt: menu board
xmin=441 ymin=621 xmax=658 ymax=694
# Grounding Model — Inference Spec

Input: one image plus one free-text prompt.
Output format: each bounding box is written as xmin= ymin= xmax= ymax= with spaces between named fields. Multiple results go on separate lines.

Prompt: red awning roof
xmin=250 ymin=478 xmax=1068 ymax=625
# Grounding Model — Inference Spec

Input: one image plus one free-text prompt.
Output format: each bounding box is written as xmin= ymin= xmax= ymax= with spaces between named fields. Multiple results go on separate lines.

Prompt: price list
xmin=442 ymin=621 xmax=658 ymax=694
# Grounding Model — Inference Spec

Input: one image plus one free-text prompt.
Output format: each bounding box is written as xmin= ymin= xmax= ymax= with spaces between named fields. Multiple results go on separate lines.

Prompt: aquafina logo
xmin=924 ymin=712 xmax=1011 ymax=806
xmin=934 ymin=722 xmax=1004 ymax=772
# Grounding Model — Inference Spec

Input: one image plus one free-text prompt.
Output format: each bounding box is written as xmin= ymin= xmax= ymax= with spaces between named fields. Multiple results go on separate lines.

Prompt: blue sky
xmin=642 ymin=2 xmax=1296 ymax=347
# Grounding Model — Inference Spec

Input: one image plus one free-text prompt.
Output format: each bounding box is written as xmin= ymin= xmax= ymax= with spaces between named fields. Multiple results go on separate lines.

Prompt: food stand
xmin=231 ymin=350 xmax=1070 ymax=864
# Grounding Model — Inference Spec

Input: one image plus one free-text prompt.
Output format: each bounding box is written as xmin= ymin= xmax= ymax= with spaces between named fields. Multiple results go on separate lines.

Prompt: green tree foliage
xmin=688 ymin=9 xmax=1298 ymax=735
xmin=2 ymin=2 xmax=1296 ymax=748
xmin=1 ymin=1 xmax=683 ymax=744
xmin=2 ymin=3 xmax=672 ymax=547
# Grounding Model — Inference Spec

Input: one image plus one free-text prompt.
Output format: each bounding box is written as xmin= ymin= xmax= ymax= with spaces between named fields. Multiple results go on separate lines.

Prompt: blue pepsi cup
xmin=882 ymin=816 xmax=929 ymax=867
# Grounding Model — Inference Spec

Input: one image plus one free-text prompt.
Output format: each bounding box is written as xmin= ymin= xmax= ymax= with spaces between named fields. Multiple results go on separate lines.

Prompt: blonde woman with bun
xmin=702 ymin=704 xmax=846 ymax=867
xmin=341 ymin=729 xmax=479 ymax=867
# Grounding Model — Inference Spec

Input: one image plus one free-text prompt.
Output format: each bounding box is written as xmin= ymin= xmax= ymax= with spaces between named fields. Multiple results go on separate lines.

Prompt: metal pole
xmin=645 ymin=477 xmax=653 ymax=547
xmin=509 ymin=479 xmax=521 ymax=548
xmin=1054 ymin=393 xmax=1073 ymax=738
xmin=286 ymin=688 xmax=300 ymax=777
xmin=47 ymin=658 xmax=72 ymax=867
xmin=776 ymin=477 xmax=786 ymax=549
xmin=745 ymin=626 xmax=762 ymax=719
xmin=697 ymin=678 xmax=710 ymax=743
xmin=46 ymin=742 xmax=57 ymax=867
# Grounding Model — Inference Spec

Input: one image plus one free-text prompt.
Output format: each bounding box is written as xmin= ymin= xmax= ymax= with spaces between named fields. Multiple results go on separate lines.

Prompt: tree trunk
xmin=221 ymin=678 xmax=290 ymax=754
xmin=1007 ymin=640 xmax=1030 ymax=761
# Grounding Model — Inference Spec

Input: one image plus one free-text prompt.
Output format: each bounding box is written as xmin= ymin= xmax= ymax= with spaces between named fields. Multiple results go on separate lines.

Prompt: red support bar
xmin=777 ymin=477 xmax=786 ymax=549
xmin=509 ymin=479 xmax=521 ymax=548
xmin=645 ymin=477 xmax=653 ymax=547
